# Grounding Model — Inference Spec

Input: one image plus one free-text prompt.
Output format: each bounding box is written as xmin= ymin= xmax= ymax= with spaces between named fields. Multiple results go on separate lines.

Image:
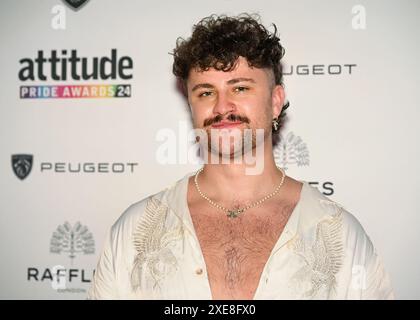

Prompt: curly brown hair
xmin=172 ymin=13 xmax=289 ymax=127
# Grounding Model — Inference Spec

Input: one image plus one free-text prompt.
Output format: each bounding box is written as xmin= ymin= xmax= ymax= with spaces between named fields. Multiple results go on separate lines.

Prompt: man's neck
xmin=197 ymin=143 xmax=285 ymax=204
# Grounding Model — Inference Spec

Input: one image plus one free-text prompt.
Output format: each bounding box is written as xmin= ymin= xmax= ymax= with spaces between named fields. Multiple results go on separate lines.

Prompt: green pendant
xmin=227 ymin=208 xmax=243 ymax=218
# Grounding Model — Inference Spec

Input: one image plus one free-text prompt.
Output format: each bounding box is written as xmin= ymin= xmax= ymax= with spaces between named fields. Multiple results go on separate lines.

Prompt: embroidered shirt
xmin=87 ymin=172 xmax=394 ymax=299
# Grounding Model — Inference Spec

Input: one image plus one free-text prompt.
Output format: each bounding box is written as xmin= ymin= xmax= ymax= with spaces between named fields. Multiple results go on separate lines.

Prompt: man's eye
xmin=198 ymin=91 xmax=212 ymax=97
xmin=234 ymin=86 xmax=249 ymax=93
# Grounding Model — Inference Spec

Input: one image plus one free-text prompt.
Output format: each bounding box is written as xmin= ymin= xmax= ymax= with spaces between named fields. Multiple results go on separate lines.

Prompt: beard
xmin=207 ymin=125 xmax=253 ymax=160
xmin=194 ymin=113 xmax=270 ymax=163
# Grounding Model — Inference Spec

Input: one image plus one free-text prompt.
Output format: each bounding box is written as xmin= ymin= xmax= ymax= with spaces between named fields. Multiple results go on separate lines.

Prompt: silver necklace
xmin=194 ymin=166 xmax=286 ymax=218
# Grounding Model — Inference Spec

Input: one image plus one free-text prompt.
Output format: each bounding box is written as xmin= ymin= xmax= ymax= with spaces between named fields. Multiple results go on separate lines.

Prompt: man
xmin=88 ymin=14 xmax=394 ymax=299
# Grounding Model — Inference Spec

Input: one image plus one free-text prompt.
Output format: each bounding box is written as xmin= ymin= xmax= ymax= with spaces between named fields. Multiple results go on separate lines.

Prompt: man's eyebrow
xmin=191 ymin=78 xmax=256 ymax=92
xmin=226 ymin=77 xmax=256 ymax=85
xmin=191 ymin=83 xmax=214 ymax=92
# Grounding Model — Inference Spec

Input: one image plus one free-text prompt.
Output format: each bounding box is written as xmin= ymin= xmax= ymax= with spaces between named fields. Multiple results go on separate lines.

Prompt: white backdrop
xmin=0 ymin=0 xmax=419 ymax=299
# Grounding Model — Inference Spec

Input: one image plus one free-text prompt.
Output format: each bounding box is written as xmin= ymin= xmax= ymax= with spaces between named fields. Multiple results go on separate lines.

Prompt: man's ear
xmin=271 ymin=84 xmax=285 ymax=118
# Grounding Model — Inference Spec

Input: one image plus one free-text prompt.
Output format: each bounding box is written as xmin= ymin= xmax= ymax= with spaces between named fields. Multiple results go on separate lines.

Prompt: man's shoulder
xmin=300 ymin=182 xmax=376 ymax=256
xmin=301 ymin=182 xmax=370 ymax=241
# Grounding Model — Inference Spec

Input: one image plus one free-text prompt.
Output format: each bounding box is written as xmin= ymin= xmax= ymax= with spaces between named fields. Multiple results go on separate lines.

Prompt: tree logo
xmin=50 ymin=222 xmax=95 ymax=263
xmin=274 ymin=132 xmax=310 ymax=170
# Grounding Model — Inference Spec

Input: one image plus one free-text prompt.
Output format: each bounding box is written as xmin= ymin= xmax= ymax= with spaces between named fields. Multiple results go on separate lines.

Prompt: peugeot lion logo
xmin=12 ymin=154 xmax=33 ymax=180
xmin=50 ymin=222 xmax=95 ymax=263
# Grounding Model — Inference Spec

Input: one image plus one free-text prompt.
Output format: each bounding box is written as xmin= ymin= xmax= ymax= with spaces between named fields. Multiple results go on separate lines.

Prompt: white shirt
xmin=88 ymin=172 xmax=394 ymax=299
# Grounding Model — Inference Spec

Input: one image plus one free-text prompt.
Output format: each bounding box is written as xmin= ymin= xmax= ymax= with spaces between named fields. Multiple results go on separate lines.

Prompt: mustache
xmin=203 ymin=113 xmax=250 ymax=127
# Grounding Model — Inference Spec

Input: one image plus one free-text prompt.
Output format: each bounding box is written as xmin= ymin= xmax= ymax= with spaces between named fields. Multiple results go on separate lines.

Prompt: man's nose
xmin=212 ymin=91 xmax=236 ymax=116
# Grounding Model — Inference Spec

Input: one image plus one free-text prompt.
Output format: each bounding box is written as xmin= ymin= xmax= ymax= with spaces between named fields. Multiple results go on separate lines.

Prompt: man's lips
xmin=210 ymin=121 xmax=243 ymax=129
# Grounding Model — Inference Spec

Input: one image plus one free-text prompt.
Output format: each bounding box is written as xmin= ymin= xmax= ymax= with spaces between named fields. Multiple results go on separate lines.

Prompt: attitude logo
xmin=19 ymin=49 xmax=133 ymax=99
xmin=274 ymin=132 xmax=310 ymax=170
xmin=50 ymin=221 xmax=95 ymax=263
xmin=11 ymin=154 xmax=33 ymax=180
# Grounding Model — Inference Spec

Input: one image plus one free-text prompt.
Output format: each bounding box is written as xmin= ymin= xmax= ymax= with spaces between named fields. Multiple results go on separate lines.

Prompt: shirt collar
xmin=161 ymin=171 xmax=331 ymax=242
xmin=161 ymin=171 xmax=196 ymax=236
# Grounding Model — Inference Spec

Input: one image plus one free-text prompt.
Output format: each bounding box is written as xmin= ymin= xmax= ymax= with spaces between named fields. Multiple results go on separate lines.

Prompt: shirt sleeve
xmin=361 ymin=248 xmax=395 ymax=300
xmin=87 ymin=230 xmax=118 ymax=299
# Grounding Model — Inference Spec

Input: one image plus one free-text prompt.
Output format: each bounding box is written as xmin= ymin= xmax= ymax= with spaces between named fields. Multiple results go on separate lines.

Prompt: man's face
xmin=186 ymin=56 xmax=284 ymax=159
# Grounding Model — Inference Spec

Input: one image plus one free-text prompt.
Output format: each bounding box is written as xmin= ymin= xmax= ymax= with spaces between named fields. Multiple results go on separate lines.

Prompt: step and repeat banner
xmin=0 ymin=0 xmax=419 ymax=299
